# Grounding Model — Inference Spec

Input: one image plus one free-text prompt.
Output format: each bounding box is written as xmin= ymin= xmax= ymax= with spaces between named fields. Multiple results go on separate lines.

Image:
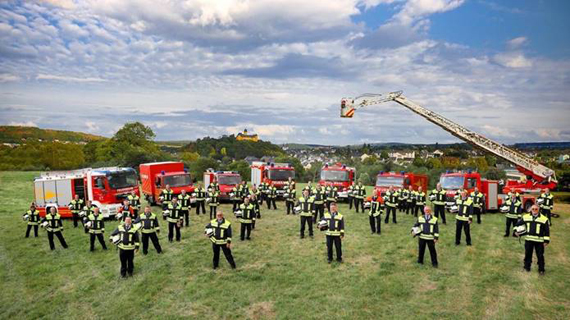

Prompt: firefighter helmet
xmin=411 ymin=226 xmax=422 ymax=237
xmin=234 ymin=210 xmax=243 ymax=218
xmin=449 ymin=205 xmax=459 ymax=213
xmin=162 ymin=210 xmax=170 ymax=217
xmin=317 ymin=220 xmax=328 ymax=230
xmin=537 ymin=198 xmax=544 ymax=205
xmin=40 ymin=221 xmax=48 ymax=228
xmin=23 ymin=214 xmax=29 ymax=221
xmin=514 ymin=224 xmax=527 ymax=236
xmin=205 ymin=228 xmax=214 ymax=237
xmin=79 ymin=211 xmax=87 ymax=218
xmin=364 ymin=201 xmax=371 ymax=210
xmin=429 ymin=194 xmax=436 ymax=201
xmin=500 ymin=205 xmax=509 ymax=213
xmin=115 ymin=212 xmax=123 ymax=220
xmin=110 ymin=235 xmax=121 ymax=245
xmin=85 ymin=221 xmax=93 ymax=229
xmin=294 ymin=206 xmax=302 ymax=214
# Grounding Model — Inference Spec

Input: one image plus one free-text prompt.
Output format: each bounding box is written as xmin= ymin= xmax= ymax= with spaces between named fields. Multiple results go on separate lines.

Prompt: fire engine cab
xmin=203 ymin=169 xmax=242 ymax=200
xmin=34 ymin=167 xmax=140 ymax=218
xmin=374 ymin=171 xmax=428 ymax=196
xmin=140 ymin=161 xmax=194 ymax=205
xmin=250 ymin=161 xmax=295 ymax=196
xmin=319 ymin=163 xmax=355 ymax=199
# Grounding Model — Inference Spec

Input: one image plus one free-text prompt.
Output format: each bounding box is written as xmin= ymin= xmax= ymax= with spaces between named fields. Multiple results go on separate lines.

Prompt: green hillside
xmin=0 ymin=126 xmax=106 ymax=143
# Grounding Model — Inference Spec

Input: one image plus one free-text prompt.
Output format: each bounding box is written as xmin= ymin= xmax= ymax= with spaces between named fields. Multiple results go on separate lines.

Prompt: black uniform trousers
xmin=505 ymin=217 xmax=518 ymax=236
xmin=313 ymin=204 xmax=325 ymax=222
xmin=384 ymin=206 xmax=397 ymax=223
xmin=196 ymin=201 xmax=205 ymax=215
xmin=354 ymin=198 xmax=364 ymax=213
xmin=119 ymin=248 xmax=135 ymax=277
xmin=142 ymin=232 xmax=162 ymax=254
xmin=300 ymin=216 xmax=313 ymax=238
xmin=286 ymin=201 xmax=294 ymax=214
xmin=181 ymin=209 xmax=190 ymax=227
xmin=369 ymin=215 xmax=381 ymax=234
xmin=326 ymin=235 xmax=342 ymax=262
xmin=267 ymin=197 xmax=277 ymax=210
xmin=524 ymin=241 xmax=545 ymax=272
xmin=405 ymin=201 xmax=414 ymax=215
xmin=47 ymin=231 xmax=68 ymax=250
xmin=209 ymin=206 xmax=217 ymax=219
xmin=540 ymin=208 xmax=552 ymax=226
xmin=348 ymin=196 xmax=354 ymax=209
xmin=25 ymin=224 xmax=39 ymax=237
xmin=434 ymin=205 xmax=446 ymax=224
xmin=90 ymin=233 xmax=107 ymax=251
xmin=418 ymin=238 xmax=438 ymax=266
xmin=413 ymin=205 xmax=425 ymax=217
xmin=473 ymin=207 xmax=482 ymax=224
xmin=240 ymin=223 xmax=252 ymax=240
xmin=168 ymin=222 xmax=181 ymax=242
xmin=72 ymin=212 xmax=80 ymax=227
xmin=212 ymin=243 xmax=236 ymax=269
xmin=455 ymin=220 xmax=472 ymax=245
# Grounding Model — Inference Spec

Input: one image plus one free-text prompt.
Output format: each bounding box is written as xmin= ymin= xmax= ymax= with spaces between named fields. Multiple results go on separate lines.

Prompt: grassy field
xmin=1 ymin=171 xmax=569 ymax=319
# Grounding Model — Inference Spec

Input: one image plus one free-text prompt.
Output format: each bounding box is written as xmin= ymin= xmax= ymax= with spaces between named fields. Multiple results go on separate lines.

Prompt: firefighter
xmin=208 ymin=188 xmax=220 ymax=220
xmin=384 ymin=185 xmax=399 ymax=224
xmin=285 ymin=182 xmax=297 ymax=215
xmin=160 ymin=184 xmax=174 ymax=209
xmin=87 ymin=207 xmax=107 ymax=251
xmin=399 ymin=187 xmax=409 ymax=213
xmin=194 ymin=183 xmax=207 ymax=215
xmin=353 ymin=181 xmax=366 ymax=213
xmin=178 ymin=189 xmax=191 ymax=227
xmin=368 ymin=191 xmax=383 ymax=234
xmin=239 ymin=181 xmax=250 ymax=202
xmin=208 ymin=178 xmax=220 ymax=193
xmin=119 ymin=200 xmax=134 ymax=222
xmin=127 ymin=191 xmax=140 ymax=219
xmin=347 ymin=182 xmax=355 ymax=210
xmin=68 ymin=194 xmax=84 ymax=228
xmin=470 ymin=187 xmax=484 ymax=224
xmin=134 ymin=206 xmax=162 ymax=255
xmin=286 ymin=177 xmax=295 ymax=193
xmin=405 ymin=186 xmax=415 ymax=215
xmin=42 ymin=207 xmax=68 ymax=250
xmin=23 ymin=204 xmax=40 ymax=238
xmin=504 ymin=193 xmax=522 ymax=237
xmin=205 ymin=210 xmax=236 ymax=269
xmin=413 ymin=206 xmax=439 ymax=268
xmin=325 ymin=183 xmax=338 ymax=212
xmin=319 ymin=202 xmax=345 ymax=263
xmin=538 ymin=188 xmax=554 ymax=226
xmin=313 ymin=184 xmax=326 ymax=222
xmin=430 ymin=183 xmax=447 ymax=224
xmin=231 ymin=184 xmax=241 ymax=212
xmin=110 ymin=216 xmax=139 ymax=278
xmin=516 ymin=205 xmax=550 ymax=274
xmin=304 ymin=181 xmax=314 ymax=196
xmin=414 ymin=186 xmax=426 ymax=217
xmin=258 ymin=181 xmax=268 ymax=205
xmin=250 ymin=193 xmax=261 ymax=229
xmin=297 ymin=189 xmax=315 ymax=239
xmin=266 ymin=184 xmax=278 ymax=210
xmin=455 ymin=190 xmax=473 ymax=246
xmin=166 ymin=197 xmax=183 ymax=242
xmin=82 ymin=200 xmax=97 ymax=233
xmin=239 ymin=197 xmax=255 ymax=241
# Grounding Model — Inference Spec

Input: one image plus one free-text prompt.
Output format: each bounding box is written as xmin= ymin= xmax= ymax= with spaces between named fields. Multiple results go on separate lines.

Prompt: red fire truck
xmin=374 ymin=171 xmax=428 ymax=196
xmin=140 ymin=162 xmax=194 ymax=205
xmin=204 ymin=169 xmax=242 ymax=200
xmin=34 ymin=167 xmax=140 ymax=218
xmin=319 ymin=163 xmax=355 ymax=199
xmin=250 ymin=161 xmax=295 ymax=197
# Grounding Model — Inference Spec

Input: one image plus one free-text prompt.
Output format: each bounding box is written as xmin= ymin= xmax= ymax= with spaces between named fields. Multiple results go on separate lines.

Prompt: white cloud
xmin=36 ymin=74 xmax=107 ymax=82
xmin=534 ymin=128 xmax=561 ymax=140
xmin=482 ymin=125 xmax=515 ymax=138
xmin=8 ymin=121 xmax=38 ymax=127
xmin=493 ymin=52 xmax=532 ymax=68
xmin=395 ymin=0 xmax=464 ymax=25
xmin=85 ymin=121 xmax=100 ymax=132
xmin=507 ymin=36 xmax=527 ymax=49
xmin=0 ymin=73 xmax=21 ymax=82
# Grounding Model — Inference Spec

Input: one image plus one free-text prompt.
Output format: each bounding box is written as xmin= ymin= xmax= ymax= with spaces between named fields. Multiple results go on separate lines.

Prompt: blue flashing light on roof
xmin=161 ymin=171 xmax=165 ymax=175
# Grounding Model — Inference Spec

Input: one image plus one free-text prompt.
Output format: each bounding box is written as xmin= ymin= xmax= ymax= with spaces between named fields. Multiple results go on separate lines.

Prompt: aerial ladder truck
xmin=340 ymin=91 xmax=557 ymax=211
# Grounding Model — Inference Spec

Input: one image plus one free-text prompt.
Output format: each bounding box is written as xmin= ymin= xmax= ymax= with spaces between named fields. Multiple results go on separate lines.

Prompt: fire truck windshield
xmin=376 ymin=176 xmax=404 ymax=187
xmin=163 ymin=174 xmax=192 ymax=187
xmin=218 ymin=175 xmax=242 ymax=185
xmin=321 ymin=170 xmax=348 ymax=182
xmin=268 ymin=169 xmax=295 ymax=181
xmin=107 ymin=170 xmax=138 ymax=189
xmin=440 ymin=176 xmax=464 ymax=190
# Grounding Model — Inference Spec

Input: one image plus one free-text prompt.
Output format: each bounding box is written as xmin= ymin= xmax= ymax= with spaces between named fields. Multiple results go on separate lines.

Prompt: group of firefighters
xmin=22 ymin=178 xmax=555 ymax=277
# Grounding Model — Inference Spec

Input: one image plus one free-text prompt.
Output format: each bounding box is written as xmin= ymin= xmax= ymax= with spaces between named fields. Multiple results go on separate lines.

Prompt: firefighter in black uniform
xmin=430 ymin=183 xmax=447 ymax=224
xmin=160 ymin=184 xmax=174 ymax=209
xmin=504 ymin=193 xmax=522 ymax=237
xmin=455 ymin=191 xmax=473 ymax=246
xmin=134 ymin=206 xmax=162 ymax=255
xmin=239 ymin=197 xmax=255 ymax=240
xmin=368 ymin=191 xmax=383 ymax=234
xmin=205 ymin=211 xmax=236 ymax=269
xmin=194 ymin=183 xmax=207 ymax=215
xmin=267 ymin=184 xmax=278 ymax=210
xmin=313 ymin=184 xmax=326 ymax=222
xmin=82 ymin=200 xmax=96 ymax=233
xmin=414 ymin=186 xmax=426 ymax=217
xmin=538 ymin=188 xmax=554 ymax=226
xmin=87 ymin=207 xmax=107 ymax=251
xmin=166 ymin=197 xmax=183 ymax=242
xmin=384 ymin=186 xmax=399 ymax=224
xmin=127 ymin=191 xmax=140 ymax=219
xmin=285 ymin=182 xmax=297 ymax=215
xmin=42 ymin=207 xmax=68 ymax=250
xmin=297 ymin=189 xmax=315 ymax=238
xmin=470 ymin=187 xmax=484 ymax=224
xmin=110 ymin=216 xmax=140 ymax=278
xmin=413 ymin=206 xmax=439 ymax=268
xmin=516 ymin=205 xmax=550 ymax=274
xmin=68 ymin=194 xmax=84 ymax=228
xmin=405 ymin=186 xmax=415 ymax=215
xmin=347 ymin=182 xmax=355 ymax=210
xmin=399 ymin=187 xmax=408 ymax=213
xmin=250 ymin=193 xmax=261 ymax=229
xmin=208 ymin=189 xmax=220 ymax=219
xmin=353 ymin=181 xmax=366 ymax=213
xmin=319 ymin=202 xmax=345 ymax=263
xmin=23 ymin=204 xmax=41 ymax=238
xmin=178 ymin=189 xmax=191 ymax=227
xmin=231 ymin=184 xmax=241 ymax=212
xmin=325 ymin=183 xmax=338 ymax=213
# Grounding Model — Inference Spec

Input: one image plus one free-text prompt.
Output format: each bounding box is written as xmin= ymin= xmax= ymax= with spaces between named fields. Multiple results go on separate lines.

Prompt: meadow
xmin=1 ymin=171 xmax=569 ymax=319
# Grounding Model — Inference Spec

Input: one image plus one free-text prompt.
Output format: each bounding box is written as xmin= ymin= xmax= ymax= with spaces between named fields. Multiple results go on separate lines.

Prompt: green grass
xmin=1 ymin=171 xmax=569 ymax=319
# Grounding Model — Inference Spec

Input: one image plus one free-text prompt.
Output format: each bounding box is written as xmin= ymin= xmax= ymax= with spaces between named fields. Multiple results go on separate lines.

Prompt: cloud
xmin=85 ymin=121 xmax=100 ymax=132
xmin=8 ymin=121 xmax=37 ymax=127
xmin=482 ymin=125 xmax=515 ymax=138
xmin=36 ymin=74 xmax=107 ymax=82
xmin=507 ymin=36 xmax=527 ymax=49
xmin=493 ymin=52 xmax=532 ymax=68
xmin=0 ymin=73 xmax=21 ymax=82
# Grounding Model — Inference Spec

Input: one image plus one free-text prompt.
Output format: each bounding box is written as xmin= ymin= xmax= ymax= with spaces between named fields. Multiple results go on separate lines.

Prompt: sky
xmin=1 ymin=0 xmax=569 ymax=145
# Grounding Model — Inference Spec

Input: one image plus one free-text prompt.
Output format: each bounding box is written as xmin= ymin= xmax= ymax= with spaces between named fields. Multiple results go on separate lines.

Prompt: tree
xmin=380 ymin=150 xmax=389 ymax=160
xmin=485 ymin=168 xmax=506 ymax=180
xmin=181 ymin=151 xmax=200 ymax=163
xmin=358 ymin=172 xmax=372 ymax=185
xmin=228 ymin=160 xmax=251 ymax=180
xmin=189 ymin=157 xmax=219 ymax=181
xmin=108 ymin=122 xmax=166 ymax=167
